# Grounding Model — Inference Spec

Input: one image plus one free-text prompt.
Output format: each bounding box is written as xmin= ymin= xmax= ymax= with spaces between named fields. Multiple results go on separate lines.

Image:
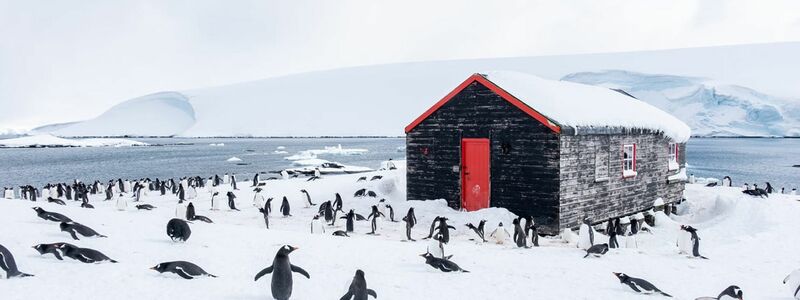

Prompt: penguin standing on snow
xmin=427 ymin=233 xmax=447 ymax=258
xmin=385 ymin=204 xmax=397 ymax=222
xmin=512 ymin=217 xmax=529 ymax=248
xmin=366 ymin=205 xmax=385 ymax=235
xmin=424 ymin=216 xmax=442 ymax=240
xmin=695 ymin=285 xmax=743 ymax=300
xmin=280 ymin=196 xmax=292 ymax=217
xmin=613 ymin=272 xmax=672 ymax=297
xmin=259 ymin=201 xmax=270 ymax=229
xmin=402 ymin=207 xmax=417 ymax=241
xmin=318 ymin=201 xmax=334 ymax=224
xmin=310 ymin=215 xmax=325 ymax=234
xmin=32 ymin=207 xmax=72 ymax=222
xmin=524 ymin=217 xmax=539 ymax=247
xmin=578 ymin=216 xmax=594 ymax=250
xmin=210 ymin=192 xmax=220 ymax=210
xmin=167 ymin=218 xmax=192 ymax=242
xmin=677 ymin=224 xmax=693 ymax=255
xmin=333 ymin=193 xmax=344 ymax=212
xmin=722 ymin=176 xmax=732 ymax=187
xmin=783 ymin=268 xmax=800 ymax=299
xmin=300 ymin=189 xmax=315 ymax=208
xmin=340 ymin=209 xmax=362 ymax=233
xmin=253 ymin=188 xmax=266 ymax=208
xmin=680 ymin=225 xmax=708 ymax=259
xmin=254 ymin=245 xmax=310 ymax=300
xmin=607 ymin=218 xmax=620 ymax=248
xmin=116 ymin=193 xmax=128 ymax=211
xmin=466 ymin=220 xmax=486 ymax=242
xmin=151 ymin=261 xmax=216 ymax=280
xmin=340 ymin=269 xmax=377 ymax=300
xmin=252 ymin=173 xmax=260 ymax=187
xmin=226 ymin=191 xmax=240 ymax=211
xmin=0 ymin=244 xmax=34 ymax=278
xmin=230 ymin=173 xmax=238 ymax=190
xmin=489 ymin=222 xmax=511 ymax=244
xmin=435 ymin=217 xmax=456 ymax=244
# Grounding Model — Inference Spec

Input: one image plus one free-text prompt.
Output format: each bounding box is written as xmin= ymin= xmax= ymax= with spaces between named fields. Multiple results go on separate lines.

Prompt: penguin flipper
xmin=659 ymin=291 xmax=672 ymax=297
xmin=68 ymin=230 xmax=80 ymax=240
xmin=254 ymin=266 xmax=273 ymax=281
xmin=367 ymin=289 xmax=377 ymax=298
xmin=174 ymin=269 xmax=195 ymax=280
xmin=339 ymin=292 xmax=353 ymax=300
xmin=290 ymin=264 xmax=310 ymax=278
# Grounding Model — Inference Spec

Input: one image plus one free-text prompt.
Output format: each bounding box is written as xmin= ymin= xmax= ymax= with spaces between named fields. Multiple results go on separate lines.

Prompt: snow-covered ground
xmin=1 ymin=167 xmax=799 ymax=299
xmin=0 ymin=134 xmax=146 ymax=148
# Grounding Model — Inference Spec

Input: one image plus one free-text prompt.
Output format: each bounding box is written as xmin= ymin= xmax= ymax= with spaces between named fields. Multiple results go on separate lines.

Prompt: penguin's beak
xmin=291 ymin=246 xmax=299 ymax=251
xmin=612 ymin=272 xmax=620 ymax=276
xmin=149 ymin=266 xmax=156 ymax=270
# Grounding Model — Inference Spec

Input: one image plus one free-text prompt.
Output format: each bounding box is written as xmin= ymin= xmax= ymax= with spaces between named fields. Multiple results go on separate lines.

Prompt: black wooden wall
xmin=406 ymin=82 xmax=561 ymax=232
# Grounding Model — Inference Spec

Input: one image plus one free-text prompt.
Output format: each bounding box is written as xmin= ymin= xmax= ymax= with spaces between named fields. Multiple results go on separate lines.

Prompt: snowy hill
xmin=562 ymin=70 xmax=800 ymax=137
xmin=34 ymin=42 xmax=800 ymax=137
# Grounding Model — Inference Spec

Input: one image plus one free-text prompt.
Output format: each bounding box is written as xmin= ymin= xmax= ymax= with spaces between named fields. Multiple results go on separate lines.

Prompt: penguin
xmin=56 ymin=243 xmax=117 ymax=263
xmin=340 ymin=209 xmax=359 ymax=233
xmin=366 ymin=191 xmax=377 ymax=198
xmin=186 ymin=202 xmax=213 ymax=223
xmin=60 ymin=222 xmax=107 ymax=240
xmin=524 ymin=217 xmax=539 ymax=247
xmin=116 ymin=193 xmax=128 ymax=211
xmin=223 ymin=173 xmax=229 ymax=184
xmin=607 ymin=218 xmax=620 ymax=249
xmin=584 ymin=243 xmax=609 ymax=258
xmin=254 ymin=245 xmax=310 ymax=300
xmin=32 ymin=207 xmax=72 ymax=222
xmin=136 ymin=204 xmax=156 ymax=210
xmin=677 ymin=224 xmax=693 ymax=255
xmin=512 ymin=217 xmax=529 ymax=248
xmin=175 ymin=200 xmax=189 ymax=219
xmin=318 ymin=201 xmax=334 ymax=224
xmin=300 ymin=189 xmax=316 ymax=207
xmin=253 ymin=188 xmax=266 ymax=208
xmin=792 ymin=188 xmax=797 ymax=195
xmin=32 ymin=243 xmax=74 ymax=260
xmin=402 ymin=207 xmax=417 ymax=241
xmin=340 ymin=269 xmax=377 ymax=300
xmin=370 ymin=175 xmax=382 ymax=181
xmin=623 ymin=217 xmax=638 ymax=249
xmin=420 ymin=252 xmax=468 ymax=273
xmin=722 ymin=176 xmax=732 ymax=187
xmin=356 ymin=177 xmax=367 ymax=182
xmin=333 ymin=193 xmax=344 ymax=213
xmin=280 ymin=170 xmax=289 ymax=180
xmin=434 ymin=217 xmax=456 ymax=244
xmin=366 ymin=205 xmax=385 ymax=235
xmin=0 ymin=244 xmax=34 ymax=278
xmin=488 ymin=222 xmax=511 ymax=244
xmin=310 ymin=215 xmax=325 ymax=234
xmin=167 ymin=218 xmax=192 ymax=242
xmin=613 ymin=272 xmax=672 ymax=297
xmin=766 ymin=182 xmax=774 ymax=193
xmin=226 ymin=191 xmax=239 ymax=211
xmin=80 ymin=202 xmax=94 ymax=209
xmin=47 ymin=197 xmax=66 ymax=205
xmin=332 ymin=230 xmax=349 ymax=237
xmin=260 ymin=200 xmax=270 ymax=229
xmin=385 ymin=204 xmax=397 ymax=222
xmin=695 ymin=285 xmax=743 ymax=300
xmin=354 ymin=189 xmax=366 ymax=197
xmin=427 ymin=233 xmax=446 ymax=258
xmin=230 ymin=173 xmax=238 ymax=190
xmin=252 ymin=173 xmax=260 ymax=187
xmin=680 ymin=225 xmax=708 ymax=259
xmin=151 ymin=261 xmax=216 ymax=280
xmin=466 ymin=220 xmax=486 ymax=242
xmin=210 ymin=191 xmax=220 ymax=210
xmin=280 ymin=196 xmax=292 ymax=217
xmin=578 ymin=216 xmax=594 ymax=250
xmin=783 ymin=268 xmax=800 ymax=300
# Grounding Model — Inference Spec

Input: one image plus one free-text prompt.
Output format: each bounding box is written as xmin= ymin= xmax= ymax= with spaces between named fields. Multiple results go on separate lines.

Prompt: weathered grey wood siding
xmin=406 ymin=82 xmax=561 ymax=232
xmin=558 ymin=130 xmax=686 ymax=230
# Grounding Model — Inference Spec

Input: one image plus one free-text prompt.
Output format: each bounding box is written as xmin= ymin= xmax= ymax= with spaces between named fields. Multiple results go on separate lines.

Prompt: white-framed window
xmin=623 ymin=144 xmax=636 ymax=177
xmin=668 ymin=143 xmax=679 ymax=171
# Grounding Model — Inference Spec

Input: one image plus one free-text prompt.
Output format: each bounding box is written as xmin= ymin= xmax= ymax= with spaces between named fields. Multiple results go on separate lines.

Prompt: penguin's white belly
xmin=490 ymin=230 xmax=508 ymax=244
xmin=677 ymin=231 xmax=692 ymax=254
xmin=577 ymin=224 xmax=593 ymax=250
xmin=4 ymin=190 xmax=13 ymax=199
xmin=427 ymin=240 xmax=445 ymax=258
xmin=311 ymin=221 xmax=325 ymax=234
xmin=115 ymin=197 xmax=127 ymax=210
xmin=624 ymin=234 xmax=638 ymax=248
xmin=176 ymin=204 xmax=188 ymax=219
xmin=254 ymin=195 xmax=265 ymax=208
xmin=186 ymin=188 xmax=197 ymax=199
xmin=374 ymin=217 xmax=383 ymax=231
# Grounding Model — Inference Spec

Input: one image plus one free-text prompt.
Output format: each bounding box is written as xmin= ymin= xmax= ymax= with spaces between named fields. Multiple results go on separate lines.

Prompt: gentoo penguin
xmin=151 ymin=261 xmax=216 ymax=279
xmin=783 ymin=268 xmax=800 ymax=299
xmin=136 ymin=204 xmax=156 ymax=210
xmin=377 ymin=199 xmax=387 ymax=216
xmin=680 ymin=225 xmax=708 ymax=259
xmin=332 ymin=230 xmax=349 ymax=237
xmin=622 ymin=217 xmax=638 ymax=249
xmin=230 ymin=173 xmax=238 ymax=190
xmin=370 ymin=175 xmax=382 ymax=181
xmin=366 ymin=205 xmax=385 ymax=235
xmin=340 ymin=269 xmax=377 ymax=300
xmin=366 ymin=191 xmax=377 ymax=198
xmin=260 ymin=201 xmax=271 ymax=229
xmin=210 ymin=192 xmax=220 ymax=210
xmin=300 ymin=189 xmax=315 ymax=207
xmin=80 ymin=202 xmax=94 ymax=209
xmin=32 ymin=243 xmax=74 ymax=260
xmin=743 ymin=183 xmax=750 ymax=191
xmin=167 ymin=218 xmax=192 ymax=242
xmin=47 ymin=197 xmax=66 ymax=205
xmin=402 ymin=207 xmax=418 ymax=241
xmin=722 ymin=176 xmax=732 ymax=187
xmin=435 ymin=217 xmax=456 ymax=244
xmin=578 ymin=216 xmax=594 ymax=250
xmin=223 ymin=173 xmax=229 ymax=184
xmin=186 ymin=202 xmax=213 ymax=223
xmin=766 ymin=182 xmax=775 ymax=193
xmin=524 ymin=217 xmax=539 ymax=247
xmin=423 ymin=216 xmax=441 ymax=240
xmin=175 ymin=200 xmax=189 ymax=219
xmin=420 ymin=252 xmax=468 ymax=273
xmin=466 ymin=220 xmax=486 ymax=242
xmin=56 ymin=243 xmax=117 ymax=263
xmin=489 ymin=222 xmax=511 ymax=244
xmin=227 ymin=191 xmax=239 ymax=211
xmin=792 ymin=188 xmax=797 ymax=195
xmin=695 ymin=285 xmax=743 ymax=300
xmin=0 ymin=244 xmax=34 ymax=278
xmin=689 ymin=173 xmax=696 ymax=184
xmin=319 ymin=201 xmax=334 ymax=224
xmin=512 ymin=217 xmax=529 ymax=248
xmin=607 ymin=218 xmax=620 ymax=249
xmin=310 ymin=215 xmax=325 ymax=234
xmin=353 ymin=189 xmax=366 ymax=197
xmin=254 ymin=245 xmax=310 ymax=300
xmin=252 ymin=173 xmax=260 ymax=187
xmin=116 ymin=193 xmax=128 ymax=211
xmin=340 ymin=209 xmax=360 ymax=232
xmin=356 ymin=176 xmax=367 ymax=182
xmin=32 ymin=207 xmax=72 ymax=222
xmin=427 ymin=234 xmax=446 ymax=258
xmin=677 ymin=224 xmax=693 ymax=255
xmin=60 ymin=222 xmax=107 ymax=240
xmin=613 ymin=272 xmax=672 ymax=297
xmin=385 ymin=204 xmax=397 ymax=222
xmin=280 ymin=170 xmax=289 ymax=180
xmin=280 ymin=196 xmax=291 ymax=217
xmin=584 ymin=243 xmax=609 ymax=258
xmin=253 ymin=188 xmax=266 ymax=208
xmin=333 ymin=193 xmax=344 ymax=212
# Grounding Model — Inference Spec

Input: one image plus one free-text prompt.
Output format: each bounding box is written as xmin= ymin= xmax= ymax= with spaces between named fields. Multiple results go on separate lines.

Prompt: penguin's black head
xmin=498 ymin=222 xmax=504 ymax=227
xmin=59 ymin=222 xmax=69 ymax=231
xmin=32 ymin=244 xmax=45 ymax=254
xmin=150 ymin=263 xmax=167 ymax=273
xmin=32 ymin=207 xmax=43 ymax=213
xmin=723 ymin=285 xmax=743 ymax=299
xmin=277 ymin=245 xmax=298 ymax=256
xmin=355 ymin=269 xmax=365 ymax=278
xmin=612 ymin=272 xmax=628 ymax=282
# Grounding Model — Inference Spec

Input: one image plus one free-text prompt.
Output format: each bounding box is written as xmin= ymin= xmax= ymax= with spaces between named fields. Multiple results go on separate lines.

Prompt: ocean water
xmin=0 ymin=137 xmax=797 ymax=191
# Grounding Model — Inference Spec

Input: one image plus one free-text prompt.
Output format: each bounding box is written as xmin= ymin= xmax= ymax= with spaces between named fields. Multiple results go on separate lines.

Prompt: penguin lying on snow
xmin=420 ymin=252 xmax=469 ymax=273
xmin=47 ymin=197 xmax=66 ymax=205
xmin=60 ymin=222 xmax=107 ymax=240
xmin=56 ymin=243 xmax=117 ymax=263
xmin=613 ymin=272 xmax=672 ymax=297
xmin=167 ymin=218 xmax=192 ymax=242
xmin=332 ymin=230 xmax=349 ymax=237
xmin=32 ymin=207 xmax=72 ymax=222
xmin=136 ymin=204 xmax=156 ymax=210
xmin=32 ymin=243 xmax=73 ymax=260
xmin=254 ymin=245 xmax=310 ymax=300
xmin=151 ymin=261 xmax=216 ymax=280
xmin=340 ymin=269 xmax=377 ymax=300
xmin=356 ymin=177 xmax=367 ymax=182
xmin=80 ymin=202 xmax=94 ymax=209
xmin=695 ymin=285 xmax=743 ymax=300
xmin=584 ymin=243 xmax=609 ymax=258
xmin=783 ymin=268 xmax=800 ymax=299
xmin=0 ymin=244 xmax=34 ymax=278
xmin=370 ymin=175 xmax=382 ymax=181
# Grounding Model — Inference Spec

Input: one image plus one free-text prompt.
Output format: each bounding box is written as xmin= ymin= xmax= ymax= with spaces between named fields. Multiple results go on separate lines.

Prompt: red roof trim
xmin=404 ymin=73 xmax=561 ymax=134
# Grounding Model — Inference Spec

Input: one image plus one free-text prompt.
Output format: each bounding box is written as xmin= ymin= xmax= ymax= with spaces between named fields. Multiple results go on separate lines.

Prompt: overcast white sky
xmin=1 ymin=0 xmax=799 ymax=129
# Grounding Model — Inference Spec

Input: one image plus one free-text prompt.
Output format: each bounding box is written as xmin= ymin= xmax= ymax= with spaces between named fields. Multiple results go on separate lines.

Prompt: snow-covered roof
xmin=483 ymin=71 xmax=692 ymax=142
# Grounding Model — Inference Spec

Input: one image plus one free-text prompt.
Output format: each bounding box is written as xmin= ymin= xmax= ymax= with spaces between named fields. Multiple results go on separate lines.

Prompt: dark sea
xmin=0 ymin=137 xmax=797 ymax=190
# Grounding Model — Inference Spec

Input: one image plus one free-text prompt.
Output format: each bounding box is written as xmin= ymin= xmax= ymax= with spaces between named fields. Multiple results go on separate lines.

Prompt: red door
xmin=461 ymin=138 xmax=490 ymax=211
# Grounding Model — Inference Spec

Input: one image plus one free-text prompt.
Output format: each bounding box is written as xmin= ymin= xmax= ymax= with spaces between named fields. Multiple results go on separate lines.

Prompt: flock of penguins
xmin=1 ymin=172 xmax=799 ymax=300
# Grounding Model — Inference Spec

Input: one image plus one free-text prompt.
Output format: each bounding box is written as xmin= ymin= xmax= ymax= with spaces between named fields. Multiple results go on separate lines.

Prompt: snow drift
xmin=0 ymin=134 xmax=146 ymax=148
xmin=34 ymin=42 xmax=800 ymax=137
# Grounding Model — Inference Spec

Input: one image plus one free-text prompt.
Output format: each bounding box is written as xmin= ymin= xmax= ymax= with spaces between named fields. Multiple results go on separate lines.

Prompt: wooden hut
xmin=404 ymin=71 xmax=691 ymax=234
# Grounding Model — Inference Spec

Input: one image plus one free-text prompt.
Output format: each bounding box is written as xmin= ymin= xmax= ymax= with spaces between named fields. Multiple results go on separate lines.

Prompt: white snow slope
xmin=35 ymin=42 xmax=800 ymax=137
xmin=0 ymin=134 xmax=146 ymax=148
xmin=0 ymin=166 xmax=799 ymax=299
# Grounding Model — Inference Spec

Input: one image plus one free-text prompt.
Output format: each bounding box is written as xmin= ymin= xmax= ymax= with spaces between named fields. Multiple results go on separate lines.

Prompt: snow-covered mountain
xmin=562 ymin=70 xmax=800 ymax=137
xmin=34 ymin=42 xmax=800 ymax=137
